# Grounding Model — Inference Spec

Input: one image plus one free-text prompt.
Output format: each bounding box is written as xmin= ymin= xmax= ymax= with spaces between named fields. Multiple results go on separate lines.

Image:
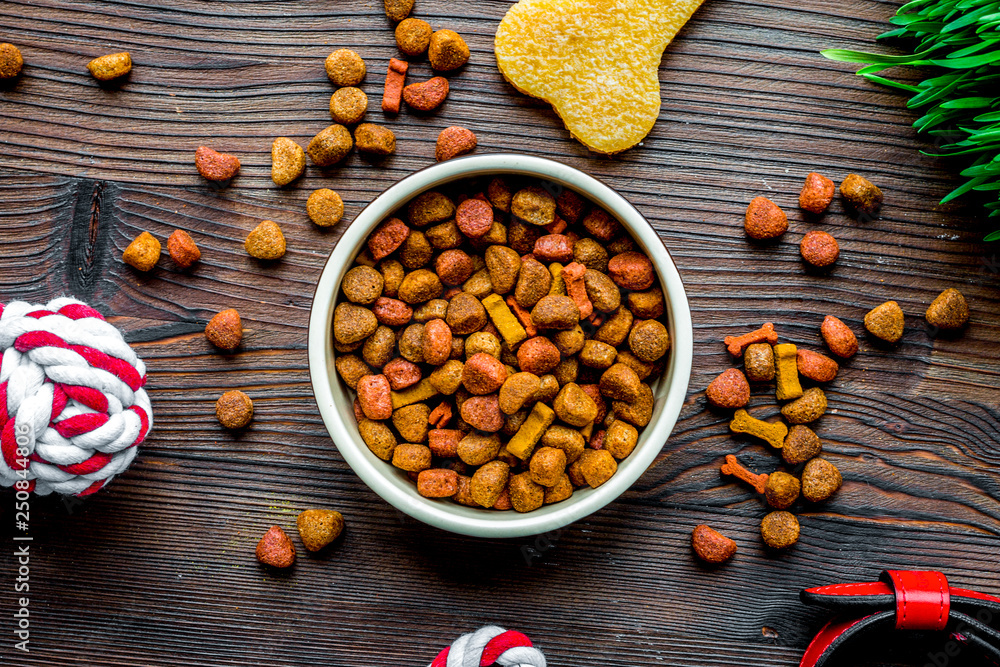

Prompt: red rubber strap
xmin=800 ymin=616 xmax=870 ymax=667
xmin=884 ymin=570 xmax=950 ymax=631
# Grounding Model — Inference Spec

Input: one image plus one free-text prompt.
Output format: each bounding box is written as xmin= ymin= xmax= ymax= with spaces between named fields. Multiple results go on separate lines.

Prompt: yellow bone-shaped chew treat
xmin=507 ymin=401 xmax=555 ymax=460
xmin=482 ymin=293 xmax=528 ymax=347
xmin=390 ymin=378 xmax=440 ymax=410
xmin=548 ymin=262 xmax=566 ymax=296
xmin=774 ymin=343 xmax=804 ymax=401
xmin=495 ymin=0 xmax=706 ymax=154
xmin=730 ymin=409 xmax=788 ymax=449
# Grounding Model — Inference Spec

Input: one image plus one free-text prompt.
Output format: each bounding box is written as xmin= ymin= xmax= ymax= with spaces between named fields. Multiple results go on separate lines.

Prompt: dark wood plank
xmin=0 ymin=0 xmax=999 ymax=665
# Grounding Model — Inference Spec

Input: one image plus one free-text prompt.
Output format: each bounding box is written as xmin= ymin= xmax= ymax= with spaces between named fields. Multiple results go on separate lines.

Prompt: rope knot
xmin=430 ymin=626 xmax=546 ymax=667
xmin=0 ymin=298 xmax=152 ymax=496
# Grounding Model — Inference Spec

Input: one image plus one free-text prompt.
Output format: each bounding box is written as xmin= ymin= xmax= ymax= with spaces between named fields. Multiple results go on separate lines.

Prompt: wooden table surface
xmin=1 ymin=0 xmax=999 ymax=665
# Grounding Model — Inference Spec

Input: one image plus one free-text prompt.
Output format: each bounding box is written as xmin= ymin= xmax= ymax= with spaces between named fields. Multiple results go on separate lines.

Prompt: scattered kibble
xmin=925 ymin=288 xmax=969 ymax=330
xmin=796 ymin=349 xmax=838 ymax=383
xmin=724 ymin=322 xmax=777 ymax=357
xmin=691 ymin=525 xmax=737 ymax=564
xmin=382 ymin=58 xmax=408 ymax=114
xmin=801 ymin=458 xmax=842 ymax=502
xmin=840 ymin=173 xmax=883 ymax=217
xmin=800 ymin=230 xmax=839 ymax=268
xmin=744 ymin=196 xmax=788 ymax=240
xmin=864 ymin=300 xmax=904 ymax=343
xmin=330 ymin=87 xmax=368 ymax=125
xmin=780 ymin=387 xmax=827 ymax=425
xmin=436 ymin=126 xmax=477 ymax=161
xmin=271 ymin=137 xmax=306 ymax=186
xmin=706 ymin=368 xmax=750 ymax=409
xmin=307 ymin=188 xmax=345 ymax=227
xmin=773 ymin=343 xmax=803 ymax=401
xmin=428 ymin=29 xmax=470 ymax=71
xmin=383 ymin=0 xmax=414 ymax=22
xmin=216 ymin=390 xmax=253 ymax=429
xmin=0 ymin=43 xmax=24 ymax=79
xmin=245 ymin=220 xmax=287 ymax=260
xmin=296 ymin=509 xmax=344 ymax=551
xmin=720 ymin=453 xmax=769 ymax=494
xmin=764 ymin=471 xmax=800 ymax=510
xmin=799 ymin=172 xmax=835 ymax=214
xmin=255 ymin=526 xmax=296 ymax=568
xmin=743 ymin=343 xmax=775 ymax=382
xmin=761 ymin=511 xmax=800 ymax=549
xmin=195 ymin=146 xmax=240 ymax=183
xmin=308 ymin=125 xmax=353 ymax=166
xmin=403 ymin=76 xmax=449 ymax=111
xmin=821 ymin=315 xmax=858 ymax=358
xmin=782 ymin=425 xmax=822 ymax=466
xmin=167 ymin=229 xmax=200 ymax=269
xmin=325 ymin=49 xmax=366 ymax=86
xmin=729 ymin=410 xmax=788 ymax=450
xmin=355 ymin=123 xmax=396 ymax=156
xmin=396 ymin=18 xmax=433 ymax=56
xmin=87 ymin=52 xmax=131 ymax=81
xmin=205 ymin=308 xmax=243 ymax=349
xmin=122 ymin=231 xmax=161 ymax=272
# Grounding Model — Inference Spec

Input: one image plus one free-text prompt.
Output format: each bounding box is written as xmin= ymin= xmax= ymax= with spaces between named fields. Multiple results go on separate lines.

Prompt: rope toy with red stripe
xmin=0 ymin=298 xmax=151 ymax=496
xmin=429 ymin=626 xmax=546 ymax=667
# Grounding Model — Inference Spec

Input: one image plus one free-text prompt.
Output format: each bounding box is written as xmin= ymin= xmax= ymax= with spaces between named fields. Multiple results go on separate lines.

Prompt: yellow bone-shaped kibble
xmin=506 ymin=401 xmax=555 ymax=460
xmin=482 ymin=293 xmax=528 ymax=348
xmin=390 ymin=378 xmax=440 ymax=410
xmin=774 ymin=343 xmax=804 ymax=401
xmin=495 ymin=0 xmax=706 ymax=154
xmin=730 ymin=409 xmax=788 ymax=450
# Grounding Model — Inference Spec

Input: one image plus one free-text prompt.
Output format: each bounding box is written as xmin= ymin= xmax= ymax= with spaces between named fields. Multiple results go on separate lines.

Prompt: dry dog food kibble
xmin=821 ymin=315 xmax=858 ymax=358
xmin=308 ymin=125 xmax=354 ymax=167
xmin=384 ymin=0 xmax=414 ymax=21
xmin=799 ymin=172 xmax=835 ymax=214
xmin=745 ymin=196 xmax=788 ymax=240
xmin=355 ymin=123 xmax=396 ymax=156
xmin=195 ymin=146 xmax=240 ymax=182
xmin=782 ymin=425 xmax=821 ymax=465
xmin=123 ymin=231 xmax=161 ymax=272
xmin=764 ymin=471 xmax=800 ymax=510
xmin=730 ymin=409 xmax=788 ymax=450
xmin=761 ymin=511 xmax=800 ymax=549
xmin=403 ymin=76 xmax=449 ymax=111
xmin=428 ymin=30 xmax=470 ymax=71
xmin=216 ymin=390 xmax=253 ymax=429
xmin=396 ymin=18 xmax=433 ymax=56
xmin=330 ymin=87 xmax=368 ymax=125
xmin=334 ymin=177 xmax=668 ymax=512
xmin=245 ymin=221 xmax=286 ymax=260
xmin=88 ymin=52 xmax=131 ymax=81
xmin=307 ymin=189 xmax=345 ymax=227
xmin=206 ymin=308 xmax=243 ymax=349
xmin=926 ymin=288 xmax=969 ymax=330
xmin=800 ymin=230 xmax=839 ymax=268
xmin=325 ymin=49 xmax=366 ymax=86
xmin=801 ymin=458 xmax=842 ymax=502
xmin=840 ymin=174 xmax=882 ymax=216
xmin=796 ymin=349 xmax=838 ymax=383
xmin=436 ymin=126 xmax=477 ymax=162
xmin=706 ymin=368 xmax=750 ymax=409
xmin=743 ymin=343 xmax=775 ymax=382
xmin=168 ymin=230 xmax=200 ymax=268
xmin=781 ymin=387 xmax=827 ymax=424
xmin=864 ymin=300 xmax=904 ymax=343
xmin=0 ymin=43 xmax=23 ymax=79
xmin=691 ymin=525 xmax=737 ymax=564
xmin=271 ymin=137 xmax=306 ymax=186
xmin=773 ymin=343 xmax=803 ymax=401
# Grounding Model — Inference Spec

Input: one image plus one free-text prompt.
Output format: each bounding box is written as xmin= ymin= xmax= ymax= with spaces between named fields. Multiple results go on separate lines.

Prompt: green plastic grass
xmin=823 ymin=0 xmax=1000 ymax=239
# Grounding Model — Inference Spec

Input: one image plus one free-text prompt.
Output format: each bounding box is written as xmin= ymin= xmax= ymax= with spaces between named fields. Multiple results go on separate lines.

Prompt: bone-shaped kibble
xmin=720 ymin=454 xmax=769 ymax=494
xmin=505 ymin=295 xmax=538 ymax=337
xmin=724 ymin=322 xmax=778 ymax=356
xmin=561 ymin=261 xmax=593 ymax=319
xmin=428 ymin=401 xmax=453 ymax=429
xmin=729 ymin=409 xmax=788 ymax=450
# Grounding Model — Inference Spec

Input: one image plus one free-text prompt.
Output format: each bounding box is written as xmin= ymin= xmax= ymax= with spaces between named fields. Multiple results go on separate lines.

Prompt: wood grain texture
xmin=1 ymin=0 xmax=999 ymax=665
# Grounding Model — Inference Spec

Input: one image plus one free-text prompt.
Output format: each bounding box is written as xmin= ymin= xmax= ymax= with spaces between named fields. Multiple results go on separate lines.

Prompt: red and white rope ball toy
xmin=0 ymin=298 xmax=151 ymax=496
xmin=430 ymin=626 xmax=546 ymax=667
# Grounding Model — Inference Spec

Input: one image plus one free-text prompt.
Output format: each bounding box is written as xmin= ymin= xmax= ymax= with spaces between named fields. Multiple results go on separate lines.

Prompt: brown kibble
xmin=744 ymin=196 xmax=788 ymax=240
xmin=821 ymin=315 xmax=858 ymax=359
xmin=761 ymin=511 xmax=800 ymax=549
xmin=245 ymin=221 xmax=286 ymax=260
xmin=799 ymin=172 xmax=835 ymax=214
xmin=725 ymin=322 xmax=777 ymax=357
xmin=529 ymin=446 xmax=567 ymax=487
xmin=581 ymin=208 xmax=621 ymax=242
xmin=396 ymin=18 xmax=433 ymax=56
xmin=599 ymin=363 xmax=641 ymax=403
xmin=512 ymin=186 xmax=556 ymax=227
xmin=296 ymin=509 xmax=344 ymax=551
xmin=0 ymin=43 xmax=23 ymax=79
xmin=435 ymin=249 xmax=475 ymax=286
xmin=271 ymin=137 xmax=306 ymax=186
xmin=604 ymin=420 xmax=638 ymax=459
xmin=796 ymin=349 xmax=839 ymax=383
xmin=216 ymin=390 xmax=253 ymax=429
xmin=743 ymin=343 xmax=774 ymax=382
xmin=611 ymin=384 xmax=655 ymax=426
xmin=408 ymin=191 xmax=455 ymax=228
xmin=334 ymin=303 xmax=378 ymax=346
xmin=255 ymin=526 xmax=295 ymax=568
xmin=428 ymin=29 xmax=470 ymax=71
xmin=578 ymin=449 xmax=617 ymax=488
xmin=864 ymin=300 xmax=904 ymax=343
xmin=446 ymin=292 xmax=487 ymax=333
xmin=355 ymin=123 xmax=396 ymax=156
xmin=122 ymin=231 xmax=161 ymax=272
xmin=627 ymin=288 xmax=664 ymax=320
xmin=783 ymin=425 xmax=822 ymax=465
xmin=335 ymin=355 xmax=371 ymax=391
xmin=417 ymin=469 xmax=459 ymax=498
xmin=394 ymin=403 xmax=432 ymax=443
xmin=691 ymin=525 xmax=737 ymax=564
xmin=382 ymin=58 xmax=408 ymax=114
xmin=507 ymin=472 xmax=544 ymax=512
xmin=325 ymin=49 xmax=366 ymax=86
xmin=428 ymin=429 xmax=461 ymax=457
xmin=308 ymin=125 xmax=353 ymax=167
xmin=436 ymin=126 xmax=477 ymax=162
xmin=470 ymin=460 xmax=510 ymax=507
xmin=553 ymin=382 xmax=598 ymax=427
xmin=392 ymin=443 xmax=432 ymax=472
xmin=532 ymin=295 xmax=580 ymax=331
xmin=195 ymin=146 xmax=240 ymax=182
xmin=456 ymin=198 xmax=494 ymax=239
xmin=764 ymin=471 xmax=801 ymax=510
xmin=167 ymin=230 xmax=200 ymax=269
xmin=307 ymin=189 xmax=345 ymax=227
xmin=384 ymin=0 xmax=414 ymax=21
xmin=487 ymin=178 xmax=513 ymax=212
xmin=800 ymin=230 xmax=839 ymax=268
xmin=534 ymin=234 xmax=574 ymax=263
xmin=87 ymin=52 xmax=131 ymax=81
xmin=330 ymin=87 xmax=368 ymax=125
xmin=629 ymin=319 xmax=669 ymax=363
xmin=926 ymin=288 xmax=969 ymax=331
xmin=608 ymin=252 xmax=655 ymax=291
xmin=801 ymin=458 xmax=843 ymax=502
xmin=706 ymin=368 xmax=750 ymax=409
xmin=840 ymin=174 xmax=882 ymax=217
xmin=373 ymin=296 xmax=413 ymax=327
xmin=781 ymin=387 xmax=828 ymax=424
xmin=403 ymin=76 xmax=449 ymax=111
xmin=205 ymin=309 xmax=243 ymax=350
xmin=342 ymin=265 xmax=384 ymax=304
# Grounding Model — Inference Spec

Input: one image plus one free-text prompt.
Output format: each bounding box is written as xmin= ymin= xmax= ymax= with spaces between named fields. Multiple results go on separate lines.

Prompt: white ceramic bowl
xmin=308 ymin=154 xmax=692 ymax=538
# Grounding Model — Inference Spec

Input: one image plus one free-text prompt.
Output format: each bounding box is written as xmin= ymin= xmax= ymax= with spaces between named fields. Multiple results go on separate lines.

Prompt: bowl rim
xmin=308 ymin=153 xmax=693 ymax=538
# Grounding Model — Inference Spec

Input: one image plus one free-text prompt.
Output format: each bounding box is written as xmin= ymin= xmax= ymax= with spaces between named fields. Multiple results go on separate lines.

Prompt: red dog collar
xmin=800 ymin=570 xmax=1000 ymax=667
